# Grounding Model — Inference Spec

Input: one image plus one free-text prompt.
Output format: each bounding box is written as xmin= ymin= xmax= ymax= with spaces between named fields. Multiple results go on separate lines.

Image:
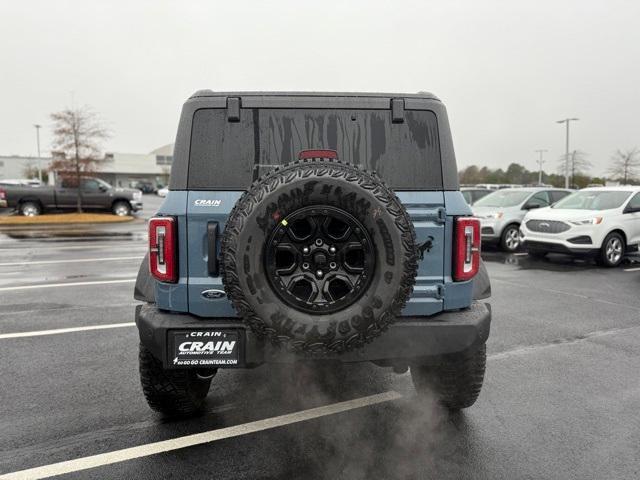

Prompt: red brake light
xmin=298 ymin=149 xmax=338 ymax=160
xmin=149 ymin=216 xmax=177 ymax=283
xmin=453 ymin=217 xmax=481 ymax=282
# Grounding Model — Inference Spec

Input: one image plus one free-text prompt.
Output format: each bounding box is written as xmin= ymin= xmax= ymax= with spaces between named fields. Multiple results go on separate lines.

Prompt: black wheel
xmin=139 ymin=344 xmax=214 ymax=417
xmin=221 ymin=158 xmax=418 ymax=355
xmin=599 ymin=232 xmax=625 ymax=267
xmin=500 ymin=224 xmax=521 ymax=252
xmin=527 ymin=249 xmax=547 ymax=259
xmin=112 ymin=200 xmax=132 ymax=216
xmin=411 ymin=344 xmax=486 ymax=411
xmin=19 ymin=201 xmax=41 ymax=216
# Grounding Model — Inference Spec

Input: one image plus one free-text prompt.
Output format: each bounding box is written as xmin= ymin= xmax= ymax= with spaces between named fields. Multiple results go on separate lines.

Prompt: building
xmin=0 ymin=155 xmax=52 ymax=182
xmin=99 ymin=144 xmax=174 ymax=188
xmin=0 ymin=144 xmax=174 ymax=188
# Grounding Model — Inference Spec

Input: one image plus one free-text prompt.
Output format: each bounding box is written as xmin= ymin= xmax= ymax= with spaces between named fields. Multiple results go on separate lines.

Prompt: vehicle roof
xmin=189 ymin=90 xmax=440 ymax=100
xmin=580 ymin=185 xmax=640 ymax=192
xmin=485 ymin=187 xmax=571 ymax=193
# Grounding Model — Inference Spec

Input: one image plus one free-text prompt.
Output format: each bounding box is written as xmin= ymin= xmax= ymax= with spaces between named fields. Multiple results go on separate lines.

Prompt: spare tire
xmin=221 ymin=158 xmax=418 ymax=355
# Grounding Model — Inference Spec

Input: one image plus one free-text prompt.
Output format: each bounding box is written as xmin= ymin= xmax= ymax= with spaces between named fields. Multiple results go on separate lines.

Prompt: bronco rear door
xmin=184 ymin=95 xmax=446 ymax=317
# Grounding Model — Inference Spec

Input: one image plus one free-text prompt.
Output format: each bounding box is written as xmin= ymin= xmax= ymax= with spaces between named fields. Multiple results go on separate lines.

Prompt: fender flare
xmin=134 ymin=253 xmax=155 ymax=303
xmin=472 ymin=259 xmax=491 ymax=300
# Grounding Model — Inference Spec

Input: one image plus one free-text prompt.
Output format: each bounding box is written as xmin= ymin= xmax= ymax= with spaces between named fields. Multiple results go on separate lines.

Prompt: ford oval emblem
xmin=201 ymin=289 xmax=226 ymax=300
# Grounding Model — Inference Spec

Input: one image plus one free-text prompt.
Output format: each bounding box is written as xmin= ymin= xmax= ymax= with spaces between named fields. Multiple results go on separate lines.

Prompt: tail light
xmin=453 ymin=217 xmax=481 ymax=282
xmin=0 ymin=188 xmax=6 ymax=200
xmin=149 ymin=217 xmax=177 ymax=283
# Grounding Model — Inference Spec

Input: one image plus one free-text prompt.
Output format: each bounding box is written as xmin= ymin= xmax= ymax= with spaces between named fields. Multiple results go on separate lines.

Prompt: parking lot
xmin=1 ymin=195 xmax=639 ymax=480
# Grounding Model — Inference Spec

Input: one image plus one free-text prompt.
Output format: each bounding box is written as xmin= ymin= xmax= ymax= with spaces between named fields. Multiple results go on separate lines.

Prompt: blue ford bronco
xmin=134 ymin=91 xmax=491 ymax=417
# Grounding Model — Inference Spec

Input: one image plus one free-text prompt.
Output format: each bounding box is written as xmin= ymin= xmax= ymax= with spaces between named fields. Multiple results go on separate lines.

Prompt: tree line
xmin=459 ymin=148 xmax=640 ymax=189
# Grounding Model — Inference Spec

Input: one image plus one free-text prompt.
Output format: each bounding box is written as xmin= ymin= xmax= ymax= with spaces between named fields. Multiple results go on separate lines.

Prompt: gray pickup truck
xmin=0 ymin=177 xmax=143 ymax=216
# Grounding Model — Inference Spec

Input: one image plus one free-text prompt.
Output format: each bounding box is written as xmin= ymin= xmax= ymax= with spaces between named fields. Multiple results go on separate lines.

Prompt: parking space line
xmin=0 ymin=391 xmax=402 ymax=480
xmin=0 ymin=302 xmax=139 ymax=317
xmin=0 ymin=244 xmax=146 ymax=251
xmin=623 ymin=267 xmax=640 ymax=272
xmin=0 ymin=279 xmax=136 ymax=292
xmin=0 ymin=323 xmax=135 ymax=339
xmin=0 ymin=256 xmax=144 ymax=267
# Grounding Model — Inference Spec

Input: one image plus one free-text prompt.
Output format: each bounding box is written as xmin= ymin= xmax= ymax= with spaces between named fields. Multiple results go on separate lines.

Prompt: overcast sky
xmin=1 ymin=0 xmax=639 ymax=176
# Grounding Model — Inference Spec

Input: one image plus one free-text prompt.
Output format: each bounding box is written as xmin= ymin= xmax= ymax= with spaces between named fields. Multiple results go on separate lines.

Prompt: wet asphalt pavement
xmin=1 ymin=195 xmax=639 ymax=479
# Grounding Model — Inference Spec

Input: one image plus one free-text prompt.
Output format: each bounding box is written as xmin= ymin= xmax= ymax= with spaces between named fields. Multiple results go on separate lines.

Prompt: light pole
xmin=33 ymin=124 xmax=42 ymax=183
xmin=556 ymin=118 xmax=579 ymax=188
xmin=534 ymin=149 xmax=547 ymax=185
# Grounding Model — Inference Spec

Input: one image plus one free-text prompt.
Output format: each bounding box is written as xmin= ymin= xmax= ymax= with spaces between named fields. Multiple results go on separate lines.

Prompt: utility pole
xmin=535 ymin=149 xmax=547 ymax=185
xmin=556 ymin=118 xmax=579 ymax=188
xmin=34 ymin=124 xmax=42 ymax=183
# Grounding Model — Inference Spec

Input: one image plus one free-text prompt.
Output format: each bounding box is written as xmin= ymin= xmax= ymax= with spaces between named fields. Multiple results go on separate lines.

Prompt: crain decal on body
xmin=194 ymin=199 xmax=222 ymax=207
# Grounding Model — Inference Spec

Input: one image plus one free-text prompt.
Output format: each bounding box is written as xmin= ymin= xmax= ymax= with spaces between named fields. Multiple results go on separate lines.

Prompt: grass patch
xmin=0 ymin=213 xmax=134 ymax=225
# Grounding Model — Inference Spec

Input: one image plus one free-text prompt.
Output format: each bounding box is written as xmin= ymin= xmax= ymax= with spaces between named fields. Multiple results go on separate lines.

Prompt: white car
xmin=520 ymin=186 xmax=640 ymax=267
xmin=472 ymin=188 xmax=572 ymax=252
xmin=157 ymin=186 xmax=169 ymax=197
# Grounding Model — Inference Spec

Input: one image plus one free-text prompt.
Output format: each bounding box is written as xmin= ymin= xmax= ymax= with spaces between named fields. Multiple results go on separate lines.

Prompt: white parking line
xmin=0 ymin=256 xmax=144 ymax=267
xmin=0 ymin=279 xmax=136 ymax=292
xmin=0 ymin=391 xmax=402 ymax=480
xmin=512 ymin=252 xmax=528 ymax=256
xmin=0 ymin=323 xmax=135 ymax=339
xmin=623 ymin=267 xmax=640 ymax=272
xmin=0 ymin=244 xmax=146 ymax=252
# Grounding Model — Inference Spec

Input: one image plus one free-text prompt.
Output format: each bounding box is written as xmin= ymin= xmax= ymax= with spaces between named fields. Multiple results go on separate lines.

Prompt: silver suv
xmin=472 ymin=188 xmax=572 ymax=251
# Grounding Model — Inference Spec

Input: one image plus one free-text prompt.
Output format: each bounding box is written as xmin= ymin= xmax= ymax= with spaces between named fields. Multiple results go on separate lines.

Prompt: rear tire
xmin=411 ymin=344 xmax=486 ymax=411
xmin=139 ymin=344 xmax=213 ymax=417
xmin=19 ymin=201 xmax=41 ymax=216
xmin=500 ymin=224 xmax=521 ymax=252
xmin=112 ymin=201 xmax=132 ymax=216
xmin=598 ymin=232 xmax=625 ymax=267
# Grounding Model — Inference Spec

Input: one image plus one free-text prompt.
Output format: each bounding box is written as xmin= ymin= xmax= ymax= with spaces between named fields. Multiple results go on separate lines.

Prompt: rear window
xmin=188 ymin=108 xmax=442 ymax=190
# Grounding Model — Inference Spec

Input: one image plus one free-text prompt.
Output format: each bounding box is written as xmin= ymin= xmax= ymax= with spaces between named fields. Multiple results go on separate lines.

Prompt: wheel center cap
xmin=313 ymin=252 xmax=327 ymax=266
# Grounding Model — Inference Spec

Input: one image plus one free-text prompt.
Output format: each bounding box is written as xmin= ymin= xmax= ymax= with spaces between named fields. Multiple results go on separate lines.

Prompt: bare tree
xmin=557 ymin=150 xmax=591 ymax=187
xmin=49 ymin=106 xmax=109 ymax=212
xmin=608 ymin=148 xmax=640 ymax=184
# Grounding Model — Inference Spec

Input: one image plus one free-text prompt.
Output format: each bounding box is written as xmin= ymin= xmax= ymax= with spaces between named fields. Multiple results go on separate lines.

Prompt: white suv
xmin=520 ymin=186 xmax=640 ymax=267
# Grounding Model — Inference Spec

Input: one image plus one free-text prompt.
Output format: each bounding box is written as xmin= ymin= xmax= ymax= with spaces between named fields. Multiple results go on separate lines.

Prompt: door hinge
xmin=391 ymin=98 xmax=405 ymax=123
xmin=437 ymin=207 xmax=447 ymax=224
xmin=227 ymin=97 xmax=241 ymax=122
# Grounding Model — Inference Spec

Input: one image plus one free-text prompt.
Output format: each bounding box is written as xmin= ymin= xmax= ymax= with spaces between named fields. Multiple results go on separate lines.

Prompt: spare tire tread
xmin=221 ymin=158 xmax=418 ymax=355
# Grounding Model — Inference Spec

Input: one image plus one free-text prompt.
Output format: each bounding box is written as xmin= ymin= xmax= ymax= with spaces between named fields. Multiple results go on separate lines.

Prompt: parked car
xmin=130 ymin=180 xmax=157 ymax=194
xmin=0 ymin=177 xmax=143 ymax=216
xmin=521 ymin=186 xmax=640 ymax=266
xmin=472 ymin=187 xmax=572 ymax=251
xmin=133 ymin=90 xmax=492 ymax=417
xmin=461 ymin=187 xmax=492 ymax=205
xmin=0 ymin=178 xmax=42 ymax=186
xmin=156 ymin=186 xmax=169 ymax=197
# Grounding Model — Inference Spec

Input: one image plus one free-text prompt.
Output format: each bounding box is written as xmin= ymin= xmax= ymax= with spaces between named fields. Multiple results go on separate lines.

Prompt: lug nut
xmin=302 ymin=247 xmax=309 ymax=254
xmin=329 ymin=262 xmax=337 ymax=269
xmin=302 ymin=262 xmax=309 ymax=269
xmin=316 ymin=270 xmax=324 ymax=278
xmin=329 ymin=246 xmax=336 ymax=254
xmin=315 ymin=238 xmax=323 ymax=246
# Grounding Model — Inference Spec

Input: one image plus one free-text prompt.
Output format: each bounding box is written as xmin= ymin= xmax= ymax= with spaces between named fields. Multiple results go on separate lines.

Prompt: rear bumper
xmin=135 ymin=302 xmax=491 ymax=369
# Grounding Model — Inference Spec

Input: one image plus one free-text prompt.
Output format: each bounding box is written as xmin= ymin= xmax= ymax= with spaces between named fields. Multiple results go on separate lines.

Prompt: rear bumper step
xmin=135 ymin=302 xmax=491 ymax=369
